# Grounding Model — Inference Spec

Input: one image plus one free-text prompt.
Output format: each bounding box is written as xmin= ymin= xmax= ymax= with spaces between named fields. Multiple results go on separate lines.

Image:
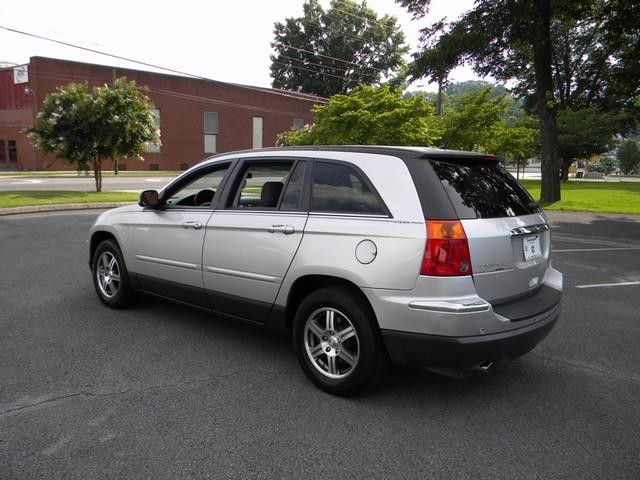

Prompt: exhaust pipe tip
xmin=472 ymin=361 xmax=494 ymax=375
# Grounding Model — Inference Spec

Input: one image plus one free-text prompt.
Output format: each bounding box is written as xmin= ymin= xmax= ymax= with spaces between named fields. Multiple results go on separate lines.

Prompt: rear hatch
xmin=428 ymin=156 xmax=549 ymax=304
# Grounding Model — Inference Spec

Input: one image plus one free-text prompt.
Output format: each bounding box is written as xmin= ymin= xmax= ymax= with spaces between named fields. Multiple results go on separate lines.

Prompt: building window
xmin=0 ymin=140 xmax=6 ymax=162
xmin=8 ymin=140 xmax=17 ymax=163
xmin=204 ymin=112 xmax=218 ymax=154
xmin=252 ymin=116 xmax=263 ymax=149
xmin=146 ymin=108 xmax=161 ymax=153
xmin=293 ymin=118 xmax=305 ymax=130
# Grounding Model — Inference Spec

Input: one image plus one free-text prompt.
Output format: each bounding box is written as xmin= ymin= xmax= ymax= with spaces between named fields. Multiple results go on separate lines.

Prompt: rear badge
xmin=529 ymin=276 xmax=539 ymax=288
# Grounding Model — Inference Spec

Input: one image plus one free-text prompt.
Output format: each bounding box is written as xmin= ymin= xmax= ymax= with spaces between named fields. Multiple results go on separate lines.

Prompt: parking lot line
xmin=575 ymin=281 xmax=640 ymax=289
xmin=554 ymin=247 xmax=640 ymax=253
xmin=552 ymin=234 xmax=638 ymax=249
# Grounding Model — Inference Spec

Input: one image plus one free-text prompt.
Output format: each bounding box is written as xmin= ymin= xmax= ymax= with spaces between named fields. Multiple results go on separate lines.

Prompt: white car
xmin=89 ymin=146 xmax=562 ymax=395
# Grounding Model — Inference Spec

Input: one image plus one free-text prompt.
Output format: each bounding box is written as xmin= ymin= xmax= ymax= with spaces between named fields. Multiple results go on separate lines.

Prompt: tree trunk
xmin=93 ymin=157 xmax=103 ymax=192
xmin=532 ymin=0 xmax=561 ymax=203
xmin=561 ymin=164 xmax=569 ymax=181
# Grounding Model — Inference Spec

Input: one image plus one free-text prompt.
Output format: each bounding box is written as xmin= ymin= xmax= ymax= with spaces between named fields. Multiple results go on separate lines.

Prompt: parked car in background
xmin=89 ymin=146 xmax=563 ymax=395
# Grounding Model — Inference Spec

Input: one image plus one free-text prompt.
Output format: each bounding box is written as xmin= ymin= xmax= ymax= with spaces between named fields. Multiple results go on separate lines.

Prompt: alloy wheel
xmin=303 ymin=307 xmax=360 ymax=379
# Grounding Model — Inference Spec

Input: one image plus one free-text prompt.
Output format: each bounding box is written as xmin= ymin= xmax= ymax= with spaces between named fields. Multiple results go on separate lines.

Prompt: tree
xmin=396 ymin=0 xmax=603 ymax=203
xmin=593 ymin=153 xmax=617 ymax=175
xmin=617 ymin=139 xmax=640 ymax=174
xmin=27 ymin=79 xmax=158 ymax=191
xmin=270 ymin=0 xmax=407 ymax=97
xmin=277 ymin=84 xmax=442 ymax=145
xmin=398 ymin=1 xmax=640 ymax=200
xmin=276 ymin=84 xmax=536 ymax=163
xmin=557 ymin=107 xmax=627 ymax=179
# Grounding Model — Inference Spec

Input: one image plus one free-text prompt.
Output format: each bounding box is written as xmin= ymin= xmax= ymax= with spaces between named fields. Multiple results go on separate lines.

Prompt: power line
xmin=298 ymin=18 xmax=368 ymax=45
xmin=330 ymin=1 xmax=397 ymax=31
xmin=0 ymin=24 xmax=323 ymax=104
xmin=272 ymin=61 xmax=353 ymax=81
xmin=280 ymin=43 xmax=387 ymax=73
xmin=277 ymin=54 xmax=376 ymax=76
xmin=0 ymin=25 xmax=209 ymax=80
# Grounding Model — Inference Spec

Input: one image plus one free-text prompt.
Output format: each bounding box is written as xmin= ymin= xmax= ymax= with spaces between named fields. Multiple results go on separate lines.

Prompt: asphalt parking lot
xmin=1 ymin=210 xmax=639 ymax=479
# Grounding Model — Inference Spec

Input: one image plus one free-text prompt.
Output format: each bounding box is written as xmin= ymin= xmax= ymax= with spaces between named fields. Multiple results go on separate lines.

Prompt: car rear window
xmin=429 ymin=159 xmax=541 ymax=219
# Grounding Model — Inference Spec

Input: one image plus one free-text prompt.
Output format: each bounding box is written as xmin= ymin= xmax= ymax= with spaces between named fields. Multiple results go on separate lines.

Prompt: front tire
xmin=92 ymin=239 xmax=136 ymax=309
xmin=292 ymin=286 xmax=387 ymax=396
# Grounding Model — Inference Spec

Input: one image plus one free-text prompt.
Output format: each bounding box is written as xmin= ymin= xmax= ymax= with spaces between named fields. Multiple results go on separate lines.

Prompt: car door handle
xmin=182 ymin=221 xmax=203 ymax=230
xmin=268 ymin=224 xmax=295 ymax=235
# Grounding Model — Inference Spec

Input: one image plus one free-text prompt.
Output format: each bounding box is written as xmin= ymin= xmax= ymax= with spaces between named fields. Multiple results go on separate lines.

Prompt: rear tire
xmin=292 ymin=286 xmax=387 ymax=396
xmin=92 ymin=239 xmax=136 ymax=309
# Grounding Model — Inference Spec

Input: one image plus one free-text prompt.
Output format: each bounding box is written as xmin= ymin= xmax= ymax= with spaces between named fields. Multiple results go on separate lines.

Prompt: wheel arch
xmin=89 ymin=230 xmax=119 ymax=268
xmin=284 ymin=275 xmax=379 ymax=334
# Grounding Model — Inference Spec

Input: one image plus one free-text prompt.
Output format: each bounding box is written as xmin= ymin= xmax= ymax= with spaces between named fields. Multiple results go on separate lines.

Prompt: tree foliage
xmin=616 ymin=139 xmax=640 ymax=174
xmin=396 ymin=0 xmax=596 ymax=203
xmin=397 ymin=0 xmax=640 ymax=201
xmin=270 ymin=0 xmax=407 ymax=97
xmin=556 ymin=106 xmax=627 ymax=178
xmin=27 ymin=79 xmax=158 ymax=191
xmin=277 ymin=84 xmax=441 ymax=145
xmin=511 ymin=2 xmax=640 ymax=116
xmin=439 ymin=88 xmax=535 ymax=158
xmin=277 ymin=84 xmax=536 ymax=164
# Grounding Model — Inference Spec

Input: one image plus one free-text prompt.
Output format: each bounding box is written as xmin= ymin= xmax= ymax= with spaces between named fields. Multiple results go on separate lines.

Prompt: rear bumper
xmin=381 ymin=302 xmax=560 ymax=368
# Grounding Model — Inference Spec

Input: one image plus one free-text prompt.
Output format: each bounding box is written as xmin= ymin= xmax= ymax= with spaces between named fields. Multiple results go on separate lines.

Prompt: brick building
xmin=0 ymin=57 xmax=321 ymax=171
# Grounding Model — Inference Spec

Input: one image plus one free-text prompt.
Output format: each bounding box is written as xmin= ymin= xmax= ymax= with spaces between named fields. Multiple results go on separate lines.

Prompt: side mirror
xmin=139 ymin=189 xmax=160 ymax=208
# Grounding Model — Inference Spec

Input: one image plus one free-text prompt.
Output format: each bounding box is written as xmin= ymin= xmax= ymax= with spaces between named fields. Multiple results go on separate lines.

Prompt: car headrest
xmin=260 ymin=181 xmax=284 ymax=208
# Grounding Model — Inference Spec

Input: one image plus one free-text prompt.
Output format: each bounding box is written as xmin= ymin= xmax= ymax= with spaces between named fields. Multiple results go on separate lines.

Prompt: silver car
xmin=89 ymin=146 xmax=562 ymax=395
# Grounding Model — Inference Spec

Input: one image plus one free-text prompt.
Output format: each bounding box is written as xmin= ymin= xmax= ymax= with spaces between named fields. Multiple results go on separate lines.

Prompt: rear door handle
xmin=269 ymin=224 xmax=295 ymax=235
xmin=182 ymin=221 xmax=203 ymax=230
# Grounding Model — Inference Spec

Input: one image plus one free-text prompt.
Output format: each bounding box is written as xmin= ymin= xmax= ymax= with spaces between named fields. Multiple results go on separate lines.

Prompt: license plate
xmin=523 ymin=234 xmax=542 ymax=260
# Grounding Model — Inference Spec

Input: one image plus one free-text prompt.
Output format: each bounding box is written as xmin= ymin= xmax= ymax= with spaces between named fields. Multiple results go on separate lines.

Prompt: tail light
xmin=421 ymin=220 xmax=473 ymax=276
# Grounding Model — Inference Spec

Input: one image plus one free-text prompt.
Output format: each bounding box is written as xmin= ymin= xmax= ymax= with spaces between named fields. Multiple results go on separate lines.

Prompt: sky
xmin=0 ymin=0 xmax=479 ymax=92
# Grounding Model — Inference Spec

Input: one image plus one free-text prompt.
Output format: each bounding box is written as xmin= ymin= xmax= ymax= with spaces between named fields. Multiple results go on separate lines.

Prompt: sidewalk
xmin=0 ymin=202 xmax=132 ymax=216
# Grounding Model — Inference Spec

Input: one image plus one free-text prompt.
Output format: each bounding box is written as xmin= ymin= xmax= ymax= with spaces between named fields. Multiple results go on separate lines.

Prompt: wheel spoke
xmin=108 ymin=256 xmax=117 ymax=270
xmin=111 ymin=273 xmax=121 ymax=282
xmin=325 ymin=310 xmax=335 ymax=331
xmin=309 ymin=344 xmax=324 ymax=359
xmin=327 ymin=355 xmax=338 ymax=375
xmin=309 ymin=320 xmax=324 ymax=339
xmin=337 ymin=326 xmax=355 ymax=342
xmin=337 ymin=349 xmax=357 ymax=367
xmin=100 ymin=254 xmax=109 ymax=270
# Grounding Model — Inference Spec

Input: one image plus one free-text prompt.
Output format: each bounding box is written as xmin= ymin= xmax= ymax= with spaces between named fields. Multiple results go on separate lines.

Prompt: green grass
xmin=520 ymin=180 xmax=640 ymax=215
xmin=0 ymin=191 xmax=138 ymax=208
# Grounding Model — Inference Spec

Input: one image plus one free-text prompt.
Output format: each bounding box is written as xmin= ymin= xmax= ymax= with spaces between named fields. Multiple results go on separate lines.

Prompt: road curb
xmin=0 ymin=202 xmax=133 ymax=216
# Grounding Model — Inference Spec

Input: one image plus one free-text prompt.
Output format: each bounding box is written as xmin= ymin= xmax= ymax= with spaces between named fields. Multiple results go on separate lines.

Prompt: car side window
xmin=165 ymin=164 xmax=230 ymax=208
xmin=229 ymin=162 xmax=293 ymax=209
xmin=280 ymin=161 xmax=307 ymax=211
xmin=311 ymin=161 xmax=386 ymax=215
